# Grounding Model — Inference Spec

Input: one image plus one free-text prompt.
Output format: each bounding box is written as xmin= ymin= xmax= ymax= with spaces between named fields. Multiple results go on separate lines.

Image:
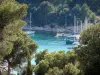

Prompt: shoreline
xmin=23 ymin=25 xmax=83 ymax=33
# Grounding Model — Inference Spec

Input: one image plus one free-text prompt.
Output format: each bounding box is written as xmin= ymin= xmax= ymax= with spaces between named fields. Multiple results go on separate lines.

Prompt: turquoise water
xmin=28 ymin=31 xmax=74 ymax=53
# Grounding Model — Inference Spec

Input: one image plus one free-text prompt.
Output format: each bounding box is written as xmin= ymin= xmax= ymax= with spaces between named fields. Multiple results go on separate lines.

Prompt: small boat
xmin=55 ymin=33 xmax=64 ymax=37
xmin=65 ymin=16 xmax=80 ymax=45
xmin=66 ymin=39 xmax=74 ymax=44
xmin=55 ymin=32 xmax=70 ymax=38
xmin=26 ymin=31 xmax=35 ymax=34
xmin=25 ymin=12 xmax=35 ymax=35
xmin=66 ymin=34 xmax=80 ymax=45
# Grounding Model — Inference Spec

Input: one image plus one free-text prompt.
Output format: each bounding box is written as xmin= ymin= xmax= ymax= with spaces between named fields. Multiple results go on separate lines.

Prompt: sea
xmin=28 ymin=31 xmax=75 ymax=64
xmin=28 ymin=31 xmax=74 ymax=52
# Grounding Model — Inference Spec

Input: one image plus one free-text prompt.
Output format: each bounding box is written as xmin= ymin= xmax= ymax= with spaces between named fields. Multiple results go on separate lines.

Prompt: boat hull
xmin=66 ymin=40 xmax=74 ymax=44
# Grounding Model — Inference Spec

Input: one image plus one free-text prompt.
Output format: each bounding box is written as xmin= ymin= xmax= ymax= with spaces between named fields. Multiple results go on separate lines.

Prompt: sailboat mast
xmin=81 ymin=21 xmax=83 ymax=31
xmin=65 ymin=15 xmax=67 ymax=26
xmin=84 ymin=17 xmax=88 ymax=27
xmin=30 ymin=12 xmax=32 ymax=29
xmin=74 ymin=16 xmax=76 ymax=34
xmin=73 ymin=16 xmax=76 ymax=42
xmin=76 ymin=20 xmax=78 ymax=33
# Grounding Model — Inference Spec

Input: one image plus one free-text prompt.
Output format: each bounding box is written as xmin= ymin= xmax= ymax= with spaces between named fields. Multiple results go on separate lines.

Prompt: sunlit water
xmin=28 ymin=31 xmax=74 ymax=52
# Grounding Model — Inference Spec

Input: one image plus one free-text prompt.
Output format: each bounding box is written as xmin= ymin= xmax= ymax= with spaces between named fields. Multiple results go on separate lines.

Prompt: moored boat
xmin=55 ymin=32 xmax=71 ymax=37
xmin=66 ymin=34 xmax=80 ymax=45
xmin=26 ymin=31 xmax=35 ymax=34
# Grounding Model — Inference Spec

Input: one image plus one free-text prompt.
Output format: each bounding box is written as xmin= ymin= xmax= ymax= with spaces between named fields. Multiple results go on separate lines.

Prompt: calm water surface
xmin=28 ymin=31 xmax=74 ymax=52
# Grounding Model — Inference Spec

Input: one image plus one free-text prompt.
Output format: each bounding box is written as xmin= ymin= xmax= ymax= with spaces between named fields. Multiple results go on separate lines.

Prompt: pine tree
xmin=0 ymin=0 xmax=38 ymax=75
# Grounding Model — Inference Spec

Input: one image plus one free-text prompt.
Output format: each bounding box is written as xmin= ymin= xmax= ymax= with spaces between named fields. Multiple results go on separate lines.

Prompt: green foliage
xmin=36 ymin=60 xmax=49 ymax=75
xmin=34 ymin=1 xmax=55 ymax=26
xmin=35 ymin=50 xmax=80 ymax=75
xmin=0 ymin=0 xmax=38 ymax=75
xmin=80 ymin=4 xmax=95 ymax=21
xmin=97 ymin=10 xmax=100 ymax=15
xmin=17 ymin=0 xmax=97 ymax=27
xmin=63 ymin=63 xmax=80 ymax=75
xmin=0 ymin=0 xmax=28 ymax=27
xmin=72 ymin=4 xmax=81 ymax=17
xmin=75 ymin=24 xmax=100 ymax=75
xmin=38 ymin=1 xmax=55 ymax=15
xmin=35 ymin=49 xmax=48 ymax=64
xmin=80 ymin=24 xmax=100 ymax=44
xmin=45 ymin=67 xmax=63 ymax=75
xmin=0 ymin=0 xmax=28 ymax=59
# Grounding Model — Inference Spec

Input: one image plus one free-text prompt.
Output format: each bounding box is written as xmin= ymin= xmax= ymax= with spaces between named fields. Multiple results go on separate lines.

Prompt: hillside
xmin=17 ymin=0 xmax=100 ymax=27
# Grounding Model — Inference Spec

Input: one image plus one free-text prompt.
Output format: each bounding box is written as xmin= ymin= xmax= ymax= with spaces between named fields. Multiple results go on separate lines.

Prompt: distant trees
xmin=34 ymin=1 xmax=55 ymax=26
xmin=17 ymin=0 xmax=97 ymax=27
xmin=80 ymin=4 xmax=95 ymax=21
xmin=72 ymin=4 xmax=96 ymax=21
xmin=32 ymin=2 xmax=96 ymax=26
xmin=72 ymin=4 xmax=81 ymax=17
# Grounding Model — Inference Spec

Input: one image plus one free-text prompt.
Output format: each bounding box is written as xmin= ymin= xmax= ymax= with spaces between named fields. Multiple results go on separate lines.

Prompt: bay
xmin=28 ymin=31 xmax=75 ymax=65
xmin=28 ymin=31 xmax=74 ymax=52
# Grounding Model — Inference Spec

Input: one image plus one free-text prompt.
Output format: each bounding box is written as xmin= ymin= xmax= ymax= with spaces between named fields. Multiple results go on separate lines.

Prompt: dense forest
xmin=17 ymin=0 xmax=100 ymax=27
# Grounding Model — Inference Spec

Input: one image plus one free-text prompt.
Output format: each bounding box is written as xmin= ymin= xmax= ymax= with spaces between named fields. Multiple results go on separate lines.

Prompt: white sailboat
xmin=74 ymin=16 xmax=76 ymax=34
xmin=73 ymin=16 xmax=80 ymax=45
xmin=83 ymin=17 xmax=89 ymax=29
xmin=26 ymin=12 xmax=35 ymax=34
xmin=66 ymin=16 xmax=80 ymax=45
xmin=66 ymin=16 xmax=90 ymax=45
xmin=80 ymin=20 xmax=83 ymax=32
xmin=73 ymin=17 xmax=89 ymax=45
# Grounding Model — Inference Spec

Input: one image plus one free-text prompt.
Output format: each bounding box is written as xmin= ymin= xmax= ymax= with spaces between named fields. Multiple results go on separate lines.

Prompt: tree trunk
xmin=26 ymin=61 xmax=32 ymax=75
xmin=0 ymin=70 xmax=2 ymax=75
xmin=7 ymin=60 xmax=10 ymax=75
